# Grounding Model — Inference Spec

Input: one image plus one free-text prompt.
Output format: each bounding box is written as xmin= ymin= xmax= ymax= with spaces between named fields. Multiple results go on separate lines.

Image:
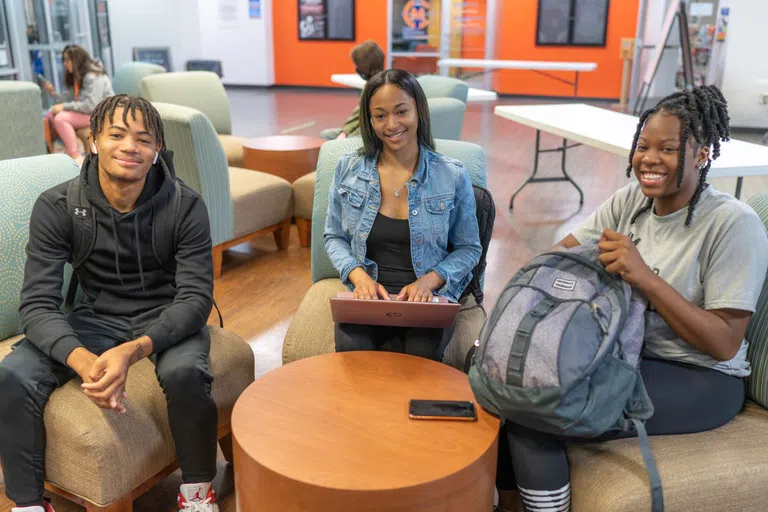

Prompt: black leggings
xmin=496 ymin=358 xmax=745 ymax=511
xmin=335 ymin=323 xmax=454 ymax=362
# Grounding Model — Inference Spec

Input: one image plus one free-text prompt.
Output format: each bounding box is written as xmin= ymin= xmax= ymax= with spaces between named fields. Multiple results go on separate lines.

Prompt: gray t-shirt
xmin=573 ymin=183 xmax=768 ymax=376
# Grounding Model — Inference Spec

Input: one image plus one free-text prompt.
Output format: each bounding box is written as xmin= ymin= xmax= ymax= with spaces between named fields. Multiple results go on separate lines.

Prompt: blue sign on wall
xmin=249 ymin=0 xmax=261 ymax=19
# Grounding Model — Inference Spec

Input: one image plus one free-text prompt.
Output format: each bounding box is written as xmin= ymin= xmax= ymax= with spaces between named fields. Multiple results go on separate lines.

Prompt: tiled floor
xmin=2 ymin=86 xmax=766 ymax=511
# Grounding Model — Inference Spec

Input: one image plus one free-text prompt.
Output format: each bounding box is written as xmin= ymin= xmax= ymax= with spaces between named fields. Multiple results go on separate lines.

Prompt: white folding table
xmin=495 ymin=103 xmax=768 ymax=208
xmin=330 ymin=73 xmax=499 ymax=102
xmin=438 ymin=59 xmax=598 ymax=97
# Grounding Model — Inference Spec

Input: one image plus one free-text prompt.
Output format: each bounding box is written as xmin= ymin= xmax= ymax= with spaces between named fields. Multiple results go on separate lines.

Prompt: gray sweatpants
xmin=0 ymin=306 xmax=217 ymax=507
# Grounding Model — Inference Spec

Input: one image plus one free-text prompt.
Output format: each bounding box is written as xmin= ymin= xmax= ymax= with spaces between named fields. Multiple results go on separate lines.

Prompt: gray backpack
xmin=468 ymin=245 xmax=663 ymax=512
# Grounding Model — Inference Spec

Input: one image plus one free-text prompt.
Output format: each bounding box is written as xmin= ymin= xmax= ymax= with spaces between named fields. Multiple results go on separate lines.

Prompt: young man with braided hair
xmin=0 ymin=95 xmax=220 ymax=511
xmin=494 ymin=85 xmax=768 ymax=512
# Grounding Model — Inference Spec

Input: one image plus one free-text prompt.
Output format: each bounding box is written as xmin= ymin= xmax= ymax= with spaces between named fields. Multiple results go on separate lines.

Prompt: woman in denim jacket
xmin=324 ymin=69 xmax=482 ymax=361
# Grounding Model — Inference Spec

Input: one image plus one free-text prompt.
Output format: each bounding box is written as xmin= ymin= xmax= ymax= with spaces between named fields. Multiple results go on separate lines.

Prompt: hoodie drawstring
xmin=134 ymin=214 xmax=146 ymax=291
xmin=110 ymin=210 xmax=124 ymax=285
xmin=110 ymin=209 xmax=146 ymax=290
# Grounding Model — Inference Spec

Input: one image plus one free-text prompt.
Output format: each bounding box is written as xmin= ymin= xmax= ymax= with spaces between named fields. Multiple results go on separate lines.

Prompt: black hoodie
xmin=19 ymin=153 xmax=214 ymax=364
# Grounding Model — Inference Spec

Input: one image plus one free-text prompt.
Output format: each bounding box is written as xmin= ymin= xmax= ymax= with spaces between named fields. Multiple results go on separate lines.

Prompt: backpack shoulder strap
xmin=151 ymin=180 xmax=225 ymax=328
xmin=468 ymin=185 xmax=495 ymax=305
xmin=630 ymin=418 xmax=664 ymax=512
xmin=66 ymin=176 xmax=96 ymax=269
xmin=152 ymin=179 xmax=182 ymax=271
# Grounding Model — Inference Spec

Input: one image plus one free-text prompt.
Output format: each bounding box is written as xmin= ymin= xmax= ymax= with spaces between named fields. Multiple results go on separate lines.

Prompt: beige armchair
xmin=141 ymin=71 xmax=246 ymax=167
xmin=0 ymin=154 xmax=254 ymax=511
xmin=153 ymin=102 xmax=293 ymax=278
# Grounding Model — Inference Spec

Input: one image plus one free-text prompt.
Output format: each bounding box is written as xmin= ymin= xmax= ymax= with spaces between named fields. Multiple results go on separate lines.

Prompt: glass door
xmin=87 ymin=0 xmax=113 ymax=76
xmin=22 ymin=0 xmax=94 ymax=106
xmin=389 ymin=0 xmax=443 ymax=75
xmin=0 ymin=0 xmax=17 ymax=79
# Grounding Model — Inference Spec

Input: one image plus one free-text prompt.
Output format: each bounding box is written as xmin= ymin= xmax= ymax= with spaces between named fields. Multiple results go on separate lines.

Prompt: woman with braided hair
xmin=493 ymin=86 xmax=768 ymax=512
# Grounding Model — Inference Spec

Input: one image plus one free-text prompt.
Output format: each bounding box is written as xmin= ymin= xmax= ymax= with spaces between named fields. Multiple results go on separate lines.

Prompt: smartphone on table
xmin=408 ymin=399 xmax=477 ymax=421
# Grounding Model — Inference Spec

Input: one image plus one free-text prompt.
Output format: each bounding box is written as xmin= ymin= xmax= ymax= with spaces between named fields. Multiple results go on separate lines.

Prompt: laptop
xmin=330 ymin=292 xmax=461 ymax=328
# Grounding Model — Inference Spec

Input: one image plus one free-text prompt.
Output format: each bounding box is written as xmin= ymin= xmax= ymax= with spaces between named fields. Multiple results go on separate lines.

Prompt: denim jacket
xmin=324 ymin=145 xmax=482 ymax=302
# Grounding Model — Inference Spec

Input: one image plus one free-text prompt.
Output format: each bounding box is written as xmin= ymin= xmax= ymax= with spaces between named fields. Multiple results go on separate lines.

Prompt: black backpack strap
xmin=467 ymin=185 xmax=495 ymax=305
xmin=152 ymin=179 xmax=182 ymax=271
xmin=455 ymin=186 xmax=495 ymax=306
xmin=66 ymin=176 xmax=96 ymax=269
xmin=152 ymin=179 xmax=224 ymax=328
xmin=630 ymin=418 xmax=664 ymax=512
xmin=65 ymin=177 xmax=95 ymax=313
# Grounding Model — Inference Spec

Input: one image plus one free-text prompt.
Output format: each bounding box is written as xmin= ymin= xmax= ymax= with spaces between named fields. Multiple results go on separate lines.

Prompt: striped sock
xmin=518 ymin=482 xmax=571 ymax=512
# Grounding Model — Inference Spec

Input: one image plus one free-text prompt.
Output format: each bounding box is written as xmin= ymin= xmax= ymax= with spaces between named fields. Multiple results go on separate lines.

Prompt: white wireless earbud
xmin=91 ymin=142 xmax=97 ymax=154
xmin=153 ymin=151 xmax=159 ymax=164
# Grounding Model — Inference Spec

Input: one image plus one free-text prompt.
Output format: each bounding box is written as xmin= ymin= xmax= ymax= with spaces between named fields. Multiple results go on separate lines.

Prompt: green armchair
xmin=140 ymin=71 xmax=246 ymax=167
xmin=428 ymin=97 xmax=466 ymax=141
xmin=566 ymin=191 xmax=768 ymax=511
xmin=417 ymin=74 xmax=470 ymax=103
xmin=0 ymin=155 xmax=253 ymax=511
xmin=112 ymin=61 xmax=166 ymax=97
xmin=0 ymin=81 xmax=45 ymax=160
xmin=283 ymin=138 xmax=488 ymax=370
xmin=153 ymin=102 xmax=293 ymax=278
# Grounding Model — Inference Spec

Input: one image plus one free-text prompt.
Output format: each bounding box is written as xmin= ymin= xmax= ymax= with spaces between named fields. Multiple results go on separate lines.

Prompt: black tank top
xmin=366 ymin=213 xmax=417 ymax=295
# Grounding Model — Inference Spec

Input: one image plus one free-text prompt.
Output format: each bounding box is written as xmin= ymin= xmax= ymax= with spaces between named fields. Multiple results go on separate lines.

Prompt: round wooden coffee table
xmin=241 ymin=135 xmax=325 ymax=183
xmin=231 ymin=352 xmax=500 ymax=511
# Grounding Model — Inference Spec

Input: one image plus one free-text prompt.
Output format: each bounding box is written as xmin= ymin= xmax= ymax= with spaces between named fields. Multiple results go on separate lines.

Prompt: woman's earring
xmin=153 ymin=152 xmax=159 ymax=164
xmin=91 ymin=142 xmax=97 ymax=154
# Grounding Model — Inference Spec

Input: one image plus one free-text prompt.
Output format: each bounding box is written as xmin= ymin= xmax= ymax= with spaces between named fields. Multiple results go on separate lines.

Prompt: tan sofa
xmin=566 ymin=191 xmax=768 ymax=511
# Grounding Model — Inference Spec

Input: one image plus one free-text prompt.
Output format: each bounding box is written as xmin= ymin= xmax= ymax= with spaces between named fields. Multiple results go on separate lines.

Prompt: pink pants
xmin=45 ymin=110 xmax=91 ymax=157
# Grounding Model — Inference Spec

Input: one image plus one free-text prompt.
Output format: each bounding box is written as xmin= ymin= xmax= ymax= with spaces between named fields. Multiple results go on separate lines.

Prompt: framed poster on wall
xmin=132 ymin=47 xmax=172 ymax=71
xmin=299 ymin=0 xmax=355 ymax=41
xmin=536 ymin=0 xmax=610 ymax=47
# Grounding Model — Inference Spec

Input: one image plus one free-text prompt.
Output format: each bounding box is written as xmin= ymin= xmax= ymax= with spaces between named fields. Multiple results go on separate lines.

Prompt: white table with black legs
xmin=495 ymin=103 xmax=768 ymax=209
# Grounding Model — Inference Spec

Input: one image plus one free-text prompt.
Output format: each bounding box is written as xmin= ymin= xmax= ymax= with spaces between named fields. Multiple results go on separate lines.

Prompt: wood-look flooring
xmin=2 ymin=87 xmax=766 ymax=512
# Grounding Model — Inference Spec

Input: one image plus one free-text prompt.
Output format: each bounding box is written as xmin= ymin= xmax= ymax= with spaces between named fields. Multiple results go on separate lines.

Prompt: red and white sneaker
xmin=177 ymin=483 xmax=219 ymax=512
xmin=12 ymin=501 xmax=55 ymax=512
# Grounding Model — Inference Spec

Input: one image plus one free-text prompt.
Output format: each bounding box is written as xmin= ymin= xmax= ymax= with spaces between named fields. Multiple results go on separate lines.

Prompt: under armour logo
xmin=74 ymin=208 xmax=88 ymax=218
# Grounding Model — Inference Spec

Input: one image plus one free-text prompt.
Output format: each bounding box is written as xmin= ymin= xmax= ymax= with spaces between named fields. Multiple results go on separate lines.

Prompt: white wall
xmin=108 ymin=0 xmax=274 ymax=86
xmin=720 ymin=0 xmax=768 ymax=128
xmin=108 ymin=0 xmax=199 ymax=73
xmin=196 ymin=0 xmax=274 ymax=85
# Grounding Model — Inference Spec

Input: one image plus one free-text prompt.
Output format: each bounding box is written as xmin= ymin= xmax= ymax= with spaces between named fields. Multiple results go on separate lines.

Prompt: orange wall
xmin=493 ymin=0 xmax=639 ymax=98
xmin=273 ymin=0 xmax=388 ymax=87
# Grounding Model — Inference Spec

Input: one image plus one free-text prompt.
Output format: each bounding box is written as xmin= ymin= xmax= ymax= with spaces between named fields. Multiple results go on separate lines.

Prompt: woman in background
xmin=43 ymin=45 xmax=114 ymax=164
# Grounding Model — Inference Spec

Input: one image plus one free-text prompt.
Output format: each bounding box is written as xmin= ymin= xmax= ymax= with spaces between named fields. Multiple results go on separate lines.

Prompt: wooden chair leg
xmin=212 ymin=245 xmax=223 ymax=279
xmin=43 ymin=117 xmax=55 ymax=154
xmin=296 ymin=217 xmax=312 ymax=248
xmin=86 ymin=495 xmax=133 ymax=511
xmin=274 ymin=218 xmax=291 ymax=250
xmin=219 ymin=432 xmax=234 ymax=465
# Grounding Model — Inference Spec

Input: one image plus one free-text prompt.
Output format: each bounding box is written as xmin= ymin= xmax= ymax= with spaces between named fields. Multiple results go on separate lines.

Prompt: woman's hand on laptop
xmin=397 ymin=272 xmax=444 ymax=302
xmin=349 ymin=267 xmax=391 ymax=300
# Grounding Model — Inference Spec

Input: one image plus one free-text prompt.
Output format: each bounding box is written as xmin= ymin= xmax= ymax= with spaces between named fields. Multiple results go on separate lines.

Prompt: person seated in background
xmin=321 ymin=40 xmax=386 ymax=140
xmin=494 ymin=86 xmax=768 ymax=512
xmin=0 ymin=96 xmax=220 ymax=512
xmin=324 ymin=69 xmax=481 ymax=361
xmin=42 ymin=44 xmax=114 ymax=165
